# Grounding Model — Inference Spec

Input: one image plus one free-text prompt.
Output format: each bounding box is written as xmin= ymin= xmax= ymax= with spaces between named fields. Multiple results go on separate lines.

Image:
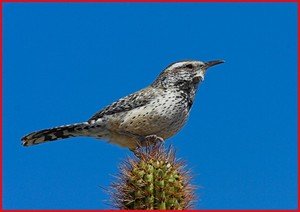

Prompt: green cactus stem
xmin=110 ymin=140 xmax=195 ymax=210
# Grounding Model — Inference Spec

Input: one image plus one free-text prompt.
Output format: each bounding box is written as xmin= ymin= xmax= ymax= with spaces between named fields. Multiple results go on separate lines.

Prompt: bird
xmin=21 ymin=59 xmax=224 ymax=150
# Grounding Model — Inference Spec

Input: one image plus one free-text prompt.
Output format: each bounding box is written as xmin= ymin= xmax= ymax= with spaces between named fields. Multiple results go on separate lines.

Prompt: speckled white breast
xmin=116 ymin=89 xmax=189 ymax=138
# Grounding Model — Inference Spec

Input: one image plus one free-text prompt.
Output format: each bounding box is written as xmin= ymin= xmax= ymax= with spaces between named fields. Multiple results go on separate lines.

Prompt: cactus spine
xmin=110 ymin=142 xmax=195 ymax=210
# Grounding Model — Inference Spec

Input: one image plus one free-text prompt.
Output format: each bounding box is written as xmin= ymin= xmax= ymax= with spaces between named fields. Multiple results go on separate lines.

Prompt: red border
xmin=0 ymin=1 xmax=298 ymax=211
xmin=1 ymin=0 xmax=299 ymax=2
xmin=0 ymin=1 xmax=3 ymax=211
xmin=297 ymin=2 xmax=300 ymax=209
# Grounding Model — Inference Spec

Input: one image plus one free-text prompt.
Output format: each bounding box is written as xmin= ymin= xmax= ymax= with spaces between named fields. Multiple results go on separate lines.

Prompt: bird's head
xmin=152 ymin=60 xmax=224 ymax=89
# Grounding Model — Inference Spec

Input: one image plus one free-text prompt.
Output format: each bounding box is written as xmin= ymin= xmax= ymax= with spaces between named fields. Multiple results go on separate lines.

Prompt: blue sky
xmin=3 ymin=3 xmax=297 ymax=210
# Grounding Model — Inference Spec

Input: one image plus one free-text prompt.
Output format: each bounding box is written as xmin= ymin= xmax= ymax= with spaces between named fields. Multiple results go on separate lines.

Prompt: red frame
xmin=0 ymin=0 xmax=298 ymax=211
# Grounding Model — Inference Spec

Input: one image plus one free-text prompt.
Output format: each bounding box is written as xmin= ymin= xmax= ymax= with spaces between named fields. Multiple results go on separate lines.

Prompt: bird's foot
xmin=145 ymin=135 xmax=164 ymax=144
xmin=130 ymin=147 xmax=141 ymax=158
xmin=144 ymin=135 xmax=164 ymax=154
xmin=131 ymin=135 xmax=164 ymax=158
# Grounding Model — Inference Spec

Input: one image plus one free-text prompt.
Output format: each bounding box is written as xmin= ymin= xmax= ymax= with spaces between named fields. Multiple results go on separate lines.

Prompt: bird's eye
xmin=185 ymin=64 xmax=193 ymax=69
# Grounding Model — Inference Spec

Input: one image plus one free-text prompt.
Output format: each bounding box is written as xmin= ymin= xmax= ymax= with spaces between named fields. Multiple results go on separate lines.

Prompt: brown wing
xmin=88 ymin=88 xmax=156 ymax=122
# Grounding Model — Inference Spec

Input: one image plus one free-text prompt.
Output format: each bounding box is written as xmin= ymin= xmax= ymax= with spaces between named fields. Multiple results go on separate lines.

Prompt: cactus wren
xmin=22 ymin=60 xmax=224 ymax=149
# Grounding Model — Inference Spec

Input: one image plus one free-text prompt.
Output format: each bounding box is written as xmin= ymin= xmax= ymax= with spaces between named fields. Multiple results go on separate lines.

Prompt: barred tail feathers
xmin=21 ymin=122 xmax=91 ymax=147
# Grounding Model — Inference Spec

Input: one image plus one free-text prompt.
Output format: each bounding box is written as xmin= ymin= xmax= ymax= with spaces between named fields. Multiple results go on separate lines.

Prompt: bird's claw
xmin=145 ymin=135 xmax=164 ymax=144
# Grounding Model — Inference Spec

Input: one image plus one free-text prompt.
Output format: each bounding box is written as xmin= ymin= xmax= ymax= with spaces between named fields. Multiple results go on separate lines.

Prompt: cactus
xmin=110 ymin=140 xmax=195 ymax=210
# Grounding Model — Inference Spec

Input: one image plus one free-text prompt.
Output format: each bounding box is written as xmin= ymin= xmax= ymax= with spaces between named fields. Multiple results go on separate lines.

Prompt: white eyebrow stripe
xmin=169 ymin=62 xmax=188 ymax=69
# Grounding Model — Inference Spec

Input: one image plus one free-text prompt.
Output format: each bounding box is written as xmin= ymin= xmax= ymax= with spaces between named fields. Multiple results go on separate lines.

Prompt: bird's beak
xmin=204 ymin=60 xmax=225 ymax=69
xmin=194 ymin=59 xmax=224 ymax=82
